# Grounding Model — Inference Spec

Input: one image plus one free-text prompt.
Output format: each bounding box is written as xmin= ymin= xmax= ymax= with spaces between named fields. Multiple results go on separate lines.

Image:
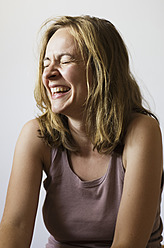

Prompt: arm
xmin=111 ymin=115 xmax=163 ymax=248
xmin=0 ymin=119 xmax=50 ymax=248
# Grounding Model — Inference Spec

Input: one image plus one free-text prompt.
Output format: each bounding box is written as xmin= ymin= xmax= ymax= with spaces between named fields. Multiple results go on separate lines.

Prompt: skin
xmin=0 ymin=27 xmax=163 ymax=248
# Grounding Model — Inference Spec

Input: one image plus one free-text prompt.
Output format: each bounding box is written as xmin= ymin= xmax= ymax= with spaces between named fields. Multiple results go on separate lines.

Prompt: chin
xmin=51 ymin=105 xmax=67 ymax=115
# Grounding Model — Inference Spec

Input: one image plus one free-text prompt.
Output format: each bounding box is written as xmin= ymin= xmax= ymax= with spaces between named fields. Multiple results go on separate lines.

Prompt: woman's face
xmin=42 ymin=27 xmax=88 ymax=120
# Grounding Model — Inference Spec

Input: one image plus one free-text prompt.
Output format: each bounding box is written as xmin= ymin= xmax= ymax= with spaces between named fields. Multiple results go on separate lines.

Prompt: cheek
xmin=64 ymin=67 xmax=87 ymax=87
xmin=41 ymin=75 xmax=51 ymax=100
xmin=42 ymin=74 xmax=48 ymax=88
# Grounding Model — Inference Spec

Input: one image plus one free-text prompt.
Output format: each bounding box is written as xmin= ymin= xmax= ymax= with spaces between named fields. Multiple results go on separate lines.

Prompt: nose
xmin=42 ymin=63 xmax=60 ymax=81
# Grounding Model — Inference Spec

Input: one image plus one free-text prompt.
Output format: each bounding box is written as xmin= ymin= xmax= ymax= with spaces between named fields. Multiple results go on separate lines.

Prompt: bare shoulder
xmin=124 ymin=113 xmax=162 ymax=149
xmin=16 ymin=119 xmax=51 ymax=173
xmin=17 ymin=119 xmax=42 ymax=154
xmin=126 ymin=114 xmax=161 ymax=140
xmin=123 ymin=113 xmax=163 ymax=170
xmin=20 ymin=118 xmax=40 ymax=138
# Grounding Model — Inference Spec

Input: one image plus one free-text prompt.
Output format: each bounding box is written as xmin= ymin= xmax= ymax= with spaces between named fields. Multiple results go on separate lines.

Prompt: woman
xmin=0 ymin=15 xmax=163 ymax=248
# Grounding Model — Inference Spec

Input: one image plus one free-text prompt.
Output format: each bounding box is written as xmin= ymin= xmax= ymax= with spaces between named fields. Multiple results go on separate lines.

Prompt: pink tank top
xmin=42 ymin=148 xmax=163 ymax=248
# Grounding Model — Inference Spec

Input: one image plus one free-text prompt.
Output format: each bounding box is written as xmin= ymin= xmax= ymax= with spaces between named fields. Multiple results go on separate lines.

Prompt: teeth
xmin=50 ymin=87 xmax=70 ymax=95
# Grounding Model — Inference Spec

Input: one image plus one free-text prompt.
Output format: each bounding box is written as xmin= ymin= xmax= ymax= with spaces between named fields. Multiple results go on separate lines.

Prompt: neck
xmin=68 ymin=117 xmax=94 ymax=155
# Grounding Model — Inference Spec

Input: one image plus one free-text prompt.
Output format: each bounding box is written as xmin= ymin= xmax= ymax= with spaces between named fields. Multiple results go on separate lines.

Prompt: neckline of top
xmin=64 ymin=149 xmax=113 ymax=188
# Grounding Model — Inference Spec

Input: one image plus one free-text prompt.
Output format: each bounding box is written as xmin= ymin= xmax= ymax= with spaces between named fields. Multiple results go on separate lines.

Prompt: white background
xmin=0 ymin=0 xmax=164 ymax=247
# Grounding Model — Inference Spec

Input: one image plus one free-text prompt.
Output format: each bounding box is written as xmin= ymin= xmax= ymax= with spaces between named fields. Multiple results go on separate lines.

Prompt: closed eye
xmin=60 ymin=57 xmax=75 ymax=65
xmin=60 ymin=60 xmax=71 ymax=64
xmin=43 ymin=58 xmax=50 ymax=68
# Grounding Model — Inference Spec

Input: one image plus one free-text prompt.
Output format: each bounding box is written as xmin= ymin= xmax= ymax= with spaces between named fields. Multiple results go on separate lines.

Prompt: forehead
xmin=45 ymin=28 xmax=78 ymax=56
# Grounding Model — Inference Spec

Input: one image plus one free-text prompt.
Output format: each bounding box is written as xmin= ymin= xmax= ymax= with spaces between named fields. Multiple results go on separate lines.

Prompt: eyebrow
xmin=43 ymin=53 xmax=74 ymax=62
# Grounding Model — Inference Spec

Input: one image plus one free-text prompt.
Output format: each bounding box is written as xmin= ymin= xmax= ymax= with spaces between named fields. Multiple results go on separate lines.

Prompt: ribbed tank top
xmin=42 ymin=148 xmax=163 ymax=248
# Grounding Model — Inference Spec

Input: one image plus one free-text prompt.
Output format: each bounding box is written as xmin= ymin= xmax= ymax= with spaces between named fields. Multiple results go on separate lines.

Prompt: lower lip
xmin=51 ymin=90 xmax=70 ymax=100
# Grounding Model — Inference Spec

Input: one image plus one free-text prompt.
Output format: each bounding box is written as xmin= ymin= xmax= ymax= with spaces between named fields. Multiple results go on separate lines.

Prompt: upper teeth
xmin=50 ymin=87 xmax=70 ymax=94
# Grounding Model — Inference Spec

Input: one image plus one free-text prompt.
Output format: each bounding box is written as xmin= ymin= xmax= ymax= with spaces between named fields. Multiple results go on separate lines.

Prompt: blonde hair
xmin=34 ymin=15 xmax=156 ymax=154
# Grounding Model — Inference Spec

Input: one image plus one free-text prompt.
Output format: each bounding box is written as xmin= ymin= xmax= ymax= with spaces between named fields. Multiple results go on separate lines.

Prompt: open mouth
xmin=50 ymin=86 xmax=71 ymax=95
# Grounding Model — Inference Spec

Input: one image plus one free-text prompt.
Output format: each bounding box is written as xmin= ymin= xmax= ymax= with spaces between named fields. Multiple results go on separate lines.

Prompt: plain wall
xmin=0 ymin=0 xmax=164 ymax=247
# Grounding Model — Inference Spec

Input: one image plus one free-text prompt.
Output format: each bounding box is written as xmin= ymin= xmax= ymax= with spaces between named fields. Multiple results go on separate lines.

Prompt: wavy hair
xmin=34 ymin=15 xmax=156 ymax=154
